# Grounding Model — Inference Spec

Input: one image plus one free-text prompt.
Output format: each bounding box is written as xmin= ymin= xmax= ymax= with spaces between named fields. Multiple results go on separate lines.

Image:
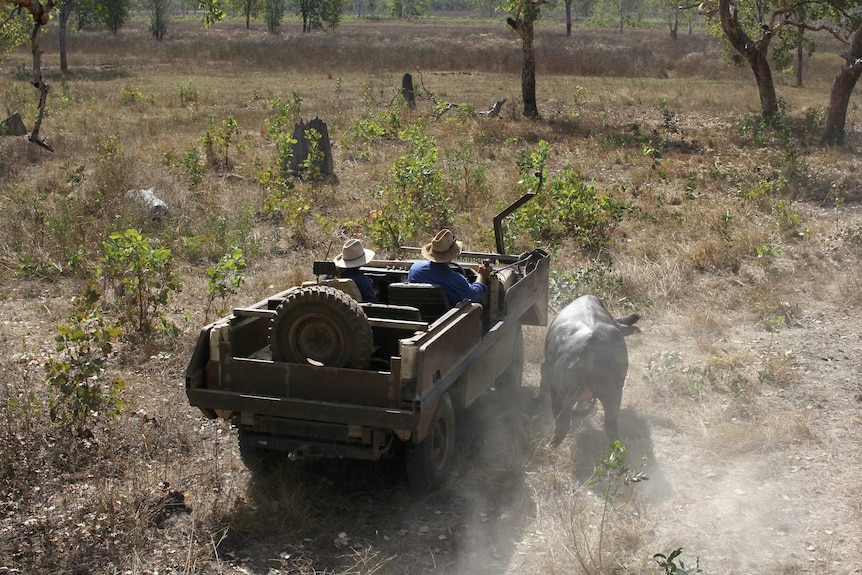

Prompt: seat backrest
xmin=387 ymin=283 xmax=450 ymax=322
xmin=302 ymin=278 xmax=363 ymax=302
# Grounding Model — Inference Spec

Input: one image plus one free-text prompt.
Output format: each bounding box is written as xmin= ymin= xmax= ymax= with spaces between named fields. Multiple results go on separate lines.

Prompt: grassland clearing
xmin=1 ymin=16 xmax=861 ymax=575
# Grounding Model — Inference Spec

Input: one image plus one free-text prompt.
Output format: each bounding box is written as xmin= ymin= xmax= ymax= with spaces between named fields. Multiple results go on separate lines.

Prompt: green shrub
xmin=205 ymin=247 xmax=248 ymax=320
xmin=182 ymin=147 xmax=205 ymax=191
xmin=654 ymin=548 xmax=704 ymax=575
xmin=771 ymin=200 xmax=803 ymax=238
xmin=510 ymin=142 xmax=633 ymax=253
xmin=202 ymin=114 xmax=239 ymax=169
xmin=98 ymin=228 xmax=182 ymax=340
xmin=180 ymin=207 xmax=257 ymax=263
xmin=178 ymin=80 xmax=199 ymax=106
xmin=342 ymin=109 xmax=401 ymax=158
xmin=264 ymin=93 xmax=302 ymax=178
xmin=44 ymin=286 xmax=125 ymax=436
xmin=301 ymin=127 xmax=324 ymax=182
xmin=366 ymin=121 xmax=451 ymax=253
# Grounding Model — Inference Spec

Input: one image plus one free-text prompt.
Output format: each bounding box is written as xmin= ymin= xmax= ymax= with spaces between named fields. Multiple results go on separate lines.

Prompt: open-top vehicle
xmin=186 ymin=192 xmax=550 ymax=492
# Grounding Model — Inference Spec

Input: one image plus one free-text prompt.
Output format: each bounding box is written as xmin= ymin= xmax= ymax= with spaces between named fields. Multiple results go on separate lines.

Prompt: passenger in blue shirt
xmin=407 ymin=229 xmax=492 ymax=307
xmin=333 ymin=239 xmax=378 ymax=303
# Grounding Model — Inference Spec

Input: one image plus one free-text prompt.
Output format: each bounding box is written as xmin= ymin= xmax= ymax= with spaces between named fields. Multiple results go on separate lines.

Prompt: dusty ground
xmin=132 ymin=207 xmax=860 ymax=575
xmin=1 ymin=20 xmax=861 ymax=571
xmin=2 ymin=177 xmax=861 ymax=575
xmin=1 ymin=211 xmax=860 ymax=575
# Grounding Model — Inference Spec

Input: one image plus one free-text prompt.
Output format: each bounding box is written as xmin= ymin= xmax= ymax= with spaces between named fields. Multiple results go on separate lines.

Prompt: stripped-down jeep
xmin=185 ymin=194 xmax=550 ymax=492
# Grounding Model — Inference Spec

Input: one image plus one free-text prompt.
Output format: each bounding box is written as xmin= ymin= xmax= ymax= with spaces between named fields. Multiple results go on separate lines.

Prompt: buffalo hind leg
xmin=598 ymin=383 xmax=622 ymax=441
xmin=549 ymin=381 xmax=581 ymax=445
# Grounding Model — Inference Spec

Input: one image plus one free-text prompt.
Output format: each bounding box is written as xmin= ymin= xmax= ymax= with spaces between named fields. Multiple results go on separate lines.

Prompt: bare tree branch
xmin=7 ymin=0 xmax=57 ymax=150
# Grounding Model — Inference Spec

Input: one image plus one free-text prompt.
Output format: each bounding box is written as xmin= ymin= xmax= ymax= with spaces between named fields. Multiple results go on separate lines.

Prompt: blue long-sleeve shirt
xmin=339 ymin=267 xmax=378 ymax=303
xmin=406 ymin=261 xmax=487 ymax=307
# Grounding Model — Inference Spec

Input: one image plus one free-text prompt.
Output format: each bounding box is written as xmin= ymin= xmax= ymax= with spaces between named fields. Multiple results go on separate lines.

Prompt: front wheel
xmin=406 ymin=392 xmax=456 ymax=494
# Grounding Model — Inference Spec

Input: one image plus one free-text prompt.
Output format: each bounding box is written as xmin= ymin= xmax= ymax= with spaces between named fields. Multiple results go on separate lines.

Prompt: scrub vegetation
xmin=1 ymin=15 xmax=861 ymax=575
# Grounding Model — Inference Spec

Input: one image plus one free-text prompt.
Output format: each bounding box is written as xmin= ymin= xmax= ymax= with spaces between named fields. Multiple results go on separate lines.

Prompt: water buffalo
xmin=541 ymin=295 xmax=640 ymax=444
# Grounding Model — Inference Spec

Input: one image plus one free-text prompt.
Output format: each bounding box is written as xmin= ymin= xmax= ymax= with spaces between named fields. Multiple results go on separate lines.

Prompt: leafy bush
xmin=771 ymin=200 xmax=803 ymax=238
xmin=509 ymin=142 xmax=633 ymax=253
xmin=342 ymin=109 xmax=401 ymax=158
xmin=44 ymin=287 xmax=125 ymax=436
xmin=177 ymin=80 xmax=199 ymax=106
xmin=261 ymin=182 xmax=314 ymax=244
xmin=180 ymin=207 xmax=257 ymax=263
xmin=264 ymin=93 xmax=302 ymax=178
xmin=202 ymin=114 xmax=239 ymax=169
xmin=205 ymin=247 xmax=248 ymax=320
xmin=182 ymin=147 xmax=205 ymax=191
xmin=366 ymin=121 xmax=452 ymax=253
xmin=98 ymin=229 xmax=182 ymax=340
xmin=301 ymin=127 xmax=324 ymax=182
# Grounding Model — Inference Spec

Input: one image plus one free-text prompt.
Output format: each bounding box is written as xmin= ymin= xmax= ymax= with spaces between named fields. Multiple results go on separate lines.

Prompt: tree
xmin=98 ymin=0 xmax=131 ymax=33
xmin=474 ymin=0 xmax=495 ymax=17
xmin=506 ymin=0 xmax=545 ymax=118
xmin=145 ymin=0 xmax=172 ymax=39
xmin=227 ymin=0 xmax=261 ymax=28
xmin=4 ymin=0 xmax=224 ymax=149
xmin=612 ymin=0 xmax=642 ymax=34
xmin=296 ymin=0 xmax=319 ymax=31
xmin=716 ymin=0 xmax=780 ymax=124
xmin=390 ymin=0 xmax=429 ymax=18
xmin=590 ymin=0 xmax=642 ymax=33
xmin=296 ymin=0 xmax=343 ymax=31
xmin=565 ymin=0 xmax=572 ymax=36
xmin=822 ymin=24 xmax=862 ymax=146
xmin=264 ymin=0 xmax=284 ymax=32
xmin=59 ymin=0 xmax=72 ymax=71
xmin=0 ymin=6 xmax=29 ymax=63
xmin=320 ymin=0 xmax=344 ymax=29
xmin=665 ymin=2 xmax=700 ymax=40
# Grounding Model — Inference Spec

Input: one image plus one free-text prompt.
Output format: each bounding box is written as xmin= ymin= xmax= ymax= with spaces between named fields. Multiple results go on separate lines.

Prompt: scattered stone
xmin=127 ymin=187 xmax=168 ymax=220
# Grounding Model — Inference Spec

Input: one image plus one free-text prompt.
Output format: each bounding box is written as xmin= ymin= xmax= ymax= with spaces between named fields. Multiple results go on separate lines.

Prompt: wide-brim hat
xmin=334 ymin=239 xmax=375 ymax=268
xmin=421 ymin=229 xmax=462 ymax=263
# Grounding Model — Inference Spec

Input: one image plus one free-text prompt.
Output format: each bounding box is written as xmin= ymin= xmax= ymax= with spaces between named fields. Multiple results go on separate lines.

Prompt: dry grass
xmin=2 ymin=14 xmax=862 ymax=575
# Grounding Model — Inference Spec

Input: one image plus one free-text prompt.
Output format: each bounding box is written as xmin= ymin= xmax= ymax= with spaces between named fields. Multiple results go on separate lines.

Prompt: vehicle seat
xmin=387 ymin=283 xmax=451 ymax=323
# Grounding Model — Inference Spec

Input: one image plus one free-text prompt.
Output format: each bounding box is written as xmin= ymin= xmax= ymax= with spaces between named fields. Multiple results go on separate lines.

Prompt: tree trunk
xmin=670 ymin=5 xmax=678 ymax=41
xmin=718 ymin=0 xmax=778 ymax=123
xmin=521 ymin=24 xmax=538 ymax=118
xmin=821 ymin=26 xmax=862 ymax=146
xmin=59 ymin=2 xmax=71 ymax=73
xmin=795 ymin=29 xmax=803 ymax=88
xmin=507 ymin=17 xmax=539 ymax=118
xmin=565 ymin=0 xmax=572 ymax=37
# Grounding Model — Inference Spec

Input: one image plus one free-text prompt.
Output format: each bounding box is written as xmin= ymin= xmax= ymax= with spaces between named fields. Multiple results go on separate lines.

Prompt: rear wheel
xmin=269 ymin=285 xmax=373 ymax=369
xmin=406 ymin=392 xmax=456 ymax=494
xmin=237 ymin=428 xmax=277 ymax=472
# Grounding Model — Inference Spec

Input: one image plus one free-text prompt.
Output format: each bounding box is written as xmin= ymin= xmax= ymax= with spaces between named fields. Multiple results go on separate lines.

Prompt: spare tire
xmin=269 ymin=285 xmax=373 ymax=369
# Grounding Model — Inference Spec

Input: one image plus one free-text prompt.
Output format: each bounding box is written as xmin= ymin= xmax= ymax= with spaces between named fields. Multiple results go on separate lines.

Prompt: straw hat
xmin=333 ymin=239 xmax=375 ymax=269
xmin=421 ymin=229 xmax=462 ymax=263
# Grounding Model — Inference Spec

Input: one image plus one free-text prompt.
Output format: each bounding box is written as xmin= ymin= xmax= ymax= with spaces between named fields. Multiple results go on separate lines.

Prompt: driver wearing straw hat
xmin=333 ymin=238 xmax=378 ymax=303
xmin=407 ymin=229 xmax=492 ymax=307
